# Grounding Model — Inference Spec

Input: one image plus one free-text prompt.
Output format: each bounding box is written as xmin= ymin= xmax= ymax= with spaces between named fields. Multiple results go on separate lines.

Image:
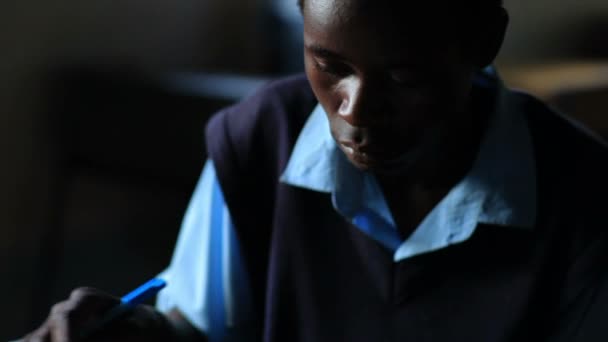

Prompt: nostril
xmin=354 ymin=134 xmax=363 ymax=145
xmin=339 ymin=99 xmax=350 ymax=115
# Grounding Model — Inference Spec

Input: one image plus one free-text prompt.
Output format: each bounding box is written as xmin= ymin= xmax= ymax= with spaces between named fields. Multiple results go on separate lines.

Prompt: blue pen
xmin=79 ymin=278 xmax=167 ymax=340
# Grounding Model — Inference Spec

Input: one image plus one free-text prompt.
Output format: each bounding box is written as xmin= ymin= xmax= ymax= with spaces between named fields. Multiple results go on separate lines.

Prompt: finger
xmin=23 ymin=288 xmax=121 ymax=342
xmin=68 ymin=287 xmax=120 ymax=312
xmin=63 ymin=288 xmax=121 ymax=328
xmin=23 ymin=324 xmax=52 ymax=342
xmin=48 ymin=303 xmax=75 ymax=342
xmin=47 ymin=289 xmax=121 ymax=341
xmin=24 ymin=316 xmax=52 ymax=342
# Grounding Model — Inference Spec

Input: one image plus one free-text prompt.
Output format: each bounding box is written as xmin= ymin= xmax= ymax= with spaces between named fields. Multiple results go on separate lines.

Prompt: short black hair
xmin=297 ymin=0 xmax=504 ymax=12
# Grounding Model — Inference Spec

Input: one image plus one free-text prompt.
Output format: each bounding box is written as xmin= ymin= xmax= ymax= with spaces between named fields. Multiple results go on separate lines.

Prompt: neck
xmin=375 ymin=87 xmax=493 ymax=238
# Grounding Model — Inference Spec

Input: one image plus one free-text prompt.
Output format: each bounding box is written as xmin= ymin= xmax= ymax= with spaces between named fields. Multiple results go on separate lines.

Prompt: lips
xmin=339 ymin=139 xmax=429 ymax=175
xmin=340 ymin=141 xmax=390 ymax=157
xmin=335 ymin=128 xmax=414 ymax=170
xmin=339 ymin=143 xmax=384 ymax=168
xmin=350 ymin=150 xmax=376 ymax=166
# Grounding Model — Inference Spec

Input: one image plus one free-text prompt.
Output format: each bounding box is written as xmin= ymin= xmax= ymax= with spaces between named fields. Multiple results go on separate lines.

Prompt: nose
xmin=337 ymin=77 xmax=383 ymax=127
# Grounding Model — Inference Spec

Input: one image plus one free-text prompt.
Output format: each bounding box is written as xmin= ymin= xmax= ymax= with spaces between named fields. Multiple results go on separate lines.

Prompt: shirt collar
xmin=392 ymin=76 xmax=537 ymax=260
xmin=279 ymin=103 xmax=338 ymax=192
xmin=473 ymin=74 xmax=537 ymax=227
xmin=280 ymin=69 xmax=537 ymax=233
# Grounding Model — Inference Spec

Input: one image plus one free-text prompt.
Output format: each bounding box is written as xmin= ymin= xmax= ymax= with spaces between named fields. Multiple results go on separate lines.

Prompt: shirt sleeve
xmin=156 ymin=160 xmax=253 ymax=341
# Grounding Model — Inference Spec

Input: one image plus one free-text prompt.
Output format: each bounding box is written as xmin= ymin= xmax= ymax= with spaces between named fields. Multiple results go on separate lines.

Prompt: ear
xmin=472 ymin=7 xmax=509 ymax=68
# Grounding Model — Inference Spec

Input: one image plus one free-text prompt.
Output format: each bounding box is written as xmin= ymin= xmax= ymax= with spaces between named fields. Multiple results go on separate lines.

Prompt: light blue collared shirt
xmin=157 ymin=69 xmax=537 ymax=339
xmin=281 ymin=70 xmax=537 ymax=260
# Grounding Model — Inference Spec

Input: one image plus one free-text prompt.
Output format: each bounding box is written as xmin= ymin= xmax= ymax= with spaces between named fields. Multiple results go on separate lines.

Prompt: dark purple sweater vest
xmin=205 ymin=74 xmax=608 ymax=342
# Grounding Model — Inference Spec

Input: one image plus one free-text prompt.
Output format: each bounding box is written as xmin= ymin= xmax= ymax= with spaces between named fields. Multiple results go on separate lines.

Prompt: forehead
xmin=305 ymin=0 xmax=454 ymax=30
xmin=304 ymin=0 xmax=459 ymax=63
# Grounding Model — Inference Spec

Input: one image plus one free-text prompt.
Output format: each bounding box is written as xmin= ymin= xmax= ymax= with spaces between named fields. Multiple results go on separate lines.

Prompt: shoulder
xmin=515 ymin=90 xmax=608 ymax=219
xmin=206 ymin=74 xmax=315 ymax=146
xmin=204 ymin=74 xmax=317 ymax=215
xmin=514 ymin=90 xmax=608 ymax=265
xmin=202 ymin=75 xmax=318 ymax=268
xmin=205 ymin=74 xmax=316 ymax=169
xmin=513 ymin=90 xmax=608 ymax=183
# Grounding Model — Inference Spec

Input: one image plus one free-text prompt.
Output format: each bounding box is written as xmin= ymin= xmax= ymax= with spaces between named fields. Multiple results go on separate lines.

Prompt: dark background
xmin=1 ymin=0 xmax=607 ymax=339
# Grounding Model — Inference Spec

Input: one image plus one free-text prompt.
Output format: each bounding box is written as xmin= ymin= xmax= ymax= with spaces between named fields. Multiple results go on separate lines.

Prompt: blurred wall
xmin=500 ymin=0 xmax=608 ymax=63
xmin=0 ymin=0 xmax=271 ymax=338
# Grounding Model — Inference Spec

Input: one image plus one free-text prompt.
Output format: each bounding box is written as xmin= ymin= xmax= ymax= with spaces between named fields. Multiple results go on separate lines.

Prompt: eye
xmin=313 ymin=58 xmax=353 ymax=78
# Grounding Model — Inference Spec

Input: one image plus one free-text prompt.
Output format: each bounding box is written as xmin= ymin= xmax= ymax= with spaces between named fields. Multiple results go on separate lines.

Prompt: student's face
xmin=303 ymin=0 xmax=482 ymax=174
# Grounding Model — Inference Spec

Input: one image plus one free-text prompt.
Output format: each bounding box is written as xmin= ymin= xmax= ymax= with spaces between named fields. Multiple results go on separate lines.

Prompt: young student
xmin=21 ymin=0 xmax=608 ymax=341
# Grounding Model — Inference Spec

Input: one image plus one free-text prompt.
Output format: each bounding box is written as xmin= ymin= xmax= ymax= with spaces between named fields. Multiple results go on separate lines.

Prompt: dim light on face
xmin=303 ymin=0 xmax=504 ymax=175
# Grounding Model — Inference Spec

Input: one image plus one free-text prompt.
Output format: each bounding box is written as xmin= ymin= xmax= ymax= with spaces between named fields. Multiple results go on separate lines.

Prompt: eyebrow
xmin=305 ymin=44 xmax=346 ymax=60
xmin=305 ymin=42 xmax=427 ymax=69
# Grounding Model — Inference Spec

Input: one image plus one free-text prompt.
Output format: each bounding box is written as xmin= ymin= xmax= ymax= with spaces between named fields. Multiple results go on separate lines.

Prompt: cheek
xmin=384 ymin=88 xmax=437 ymax=128
xmin=439 ymin=63 xmax=475 ymax=106
xmin=305 ymin=64 xmax=341 ymax=113
xmin=395 ymin=71 xmax=473 ymax=123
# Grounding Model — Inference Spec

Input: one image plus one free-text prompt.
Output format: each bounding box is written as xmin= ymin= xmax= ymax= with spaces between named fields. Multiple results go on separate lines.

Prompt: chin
xmin=347 ymin=157 xmax=374 ymax=172
xmin=346 ymin=152 xmax=411 ymax=176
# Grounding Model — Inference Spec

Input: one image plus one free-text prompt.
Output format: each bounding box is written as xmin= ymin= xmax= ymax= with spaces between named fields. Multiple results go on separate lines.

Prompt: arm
xmin=156 ymin=159 xmax=253 ymax=339
xmin=20 ymin=161 xmax=251 ymax=342
xmin=166 ymin=308 xmax=208 ymax=342
xmin=21 ymin=289 xmax=205 ymax=342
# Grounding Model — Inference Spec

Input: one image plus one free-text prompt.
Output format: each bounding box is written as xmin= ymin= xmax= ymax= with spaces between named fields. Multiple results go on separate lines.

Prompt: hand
xmin=21 ymin=287 xmax=173 ymax=342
